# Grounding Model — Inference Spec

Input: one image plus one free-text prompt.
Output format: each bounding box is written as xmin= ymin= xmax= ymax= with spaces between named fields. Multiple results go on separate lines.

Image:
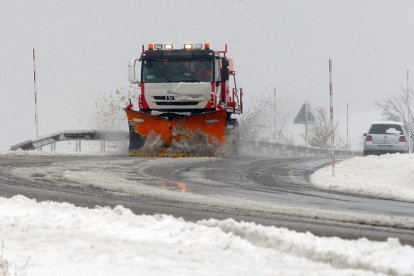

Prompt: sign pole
xmin=329 ymin=59 xmax=335 ymax=177
xmin=305 ymin=100 xmax=309 ymax=147
xmin=294 ymin=101 xmax=316 ymax=144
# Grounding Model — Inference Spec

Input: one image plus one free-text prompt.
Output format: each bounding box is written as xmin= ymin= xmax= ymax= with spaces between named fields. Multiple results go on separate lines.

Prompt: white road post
xmin=346 ymin=102 xmax=349 ymax=152
xmin=76 ymin=140 xmax=81 ymax=152
xmin=329 ymin=59 xmax=335 ymax=177
xmin=101 ymin=140 xmax=106 ymax=152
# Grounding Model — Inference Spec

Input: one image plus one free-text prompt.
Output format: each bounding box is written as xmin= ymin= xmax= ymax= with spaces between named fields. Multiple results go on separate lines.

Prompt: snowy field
xmin=311 ymin=153 xmax=414 ymax=202
xmin=1 ymin=195 xmax=414 ymax=276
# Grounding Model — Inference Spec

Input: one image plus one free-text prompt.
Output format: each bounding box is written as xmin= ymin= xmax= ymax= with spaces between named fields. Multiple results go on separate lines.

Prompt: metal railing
xmin=10 ymin=130 xmax=360 ymax=157
xmin=10 ymin=130 xmax=129 ymax=151
xmin=239 ymin=139 xmax=360 ymax=158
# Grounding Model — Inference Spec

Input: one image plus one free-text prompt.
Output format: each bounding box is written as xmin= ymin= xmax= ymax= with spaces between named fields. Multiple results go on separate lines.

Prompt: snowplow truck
xmin=125 ymin=43 xmax=243 ymax=157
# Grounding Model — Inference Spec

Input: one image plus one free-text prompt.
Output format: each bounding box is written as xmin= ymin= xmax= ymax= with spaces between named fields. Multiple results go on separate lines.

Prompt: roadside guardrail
xmin=239 ymin=139 xmax=360 ymax=158
xmin=10 ymin=130 xmax=360 ymax=157
xmin=10 ymin=130 xmax=128 ymax=152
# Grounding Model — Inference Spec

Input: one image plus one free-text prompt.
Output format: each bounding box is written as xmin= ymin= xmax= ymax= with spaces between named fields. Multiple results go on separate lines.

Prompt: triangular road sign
xmin=294 ymin=102 xmax=316 ymax=124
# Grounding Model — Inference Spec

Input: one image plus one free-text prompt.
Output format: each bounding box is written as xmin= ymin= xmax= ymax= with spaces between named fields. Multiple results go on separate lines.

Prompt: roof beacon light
xmin=204 ymin=43 xmax=210 ymax=50
xmin=148 ymin=43 xmax=154 ymax=50
xmin=184 ymin=44 xmax=193 ymax=50
xmin=164 ymin=44 xmax=173 ymax=50
xmin=154 ymin=44 xmax=163 ymax=50
xmin=193 ymin=44 xmax=203 ymax=49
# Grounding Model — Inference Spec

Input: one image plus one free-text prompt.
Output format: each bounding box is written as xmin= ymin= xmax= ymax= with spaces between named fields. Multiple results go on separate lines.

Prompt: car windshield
xmin=142 ymin=59 xmax=214 ymax=83
xmin=369 ymin=124 xmax=403 ymax=134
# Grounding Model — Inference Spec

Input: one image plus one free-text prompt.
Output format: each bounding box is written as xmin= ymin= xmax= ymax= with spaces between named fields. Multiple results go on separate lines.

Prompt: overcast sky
xmin=1 ymin=0 xmax=414 ymax=149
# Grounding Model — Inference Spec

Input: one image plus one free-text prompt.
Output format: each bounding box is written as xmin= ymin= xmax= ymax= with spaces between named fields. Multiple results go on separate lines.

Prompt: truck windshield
xmin=142 ymin=59 xmax=214 ymax=83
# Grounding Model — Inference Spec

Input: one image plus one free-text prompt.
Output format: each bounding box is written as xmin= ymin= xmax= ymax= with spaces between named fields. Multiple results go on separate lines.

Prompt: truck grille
xmin=155 ymin=102 xmax=199 ymax=106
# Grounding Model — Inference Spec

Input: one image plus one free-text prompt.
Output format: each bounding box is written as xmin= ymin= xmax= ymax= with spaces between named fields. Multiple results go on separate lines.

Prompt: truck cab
xmin=129 ymin=43 xmax=231 ymax=116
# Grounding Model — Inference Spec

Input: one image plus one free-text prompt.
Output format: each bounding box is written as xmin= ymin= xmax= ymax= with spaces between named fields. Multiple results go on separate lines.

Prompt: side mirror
xmin=222 ymin=59 xmax=229 ymax=67
xmin=128 ymin=59 xmax=139 ymax=84
xmin=363 ymin=133 xmax=367 ymax=136
xmin=221 ymin=68 xmax=229 ymax=81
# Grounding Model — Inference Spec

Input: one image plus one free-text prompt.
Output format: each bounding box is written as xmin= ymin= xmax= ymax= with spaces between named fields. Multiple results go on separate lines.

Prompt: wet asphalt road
xmin=0 ymin=153 xmax=414 ymax=245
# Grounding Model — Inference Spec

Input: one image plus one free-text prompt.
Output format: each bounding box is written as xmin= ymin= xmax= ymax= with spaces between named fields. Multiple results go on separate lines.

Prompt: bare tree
xmin=304 ymin=107 xmax=345 ymax=149
xmin=375 ymin=86 xmax=414 ymax=132
xmin=239 ymin=94 xmax=293 ymax=144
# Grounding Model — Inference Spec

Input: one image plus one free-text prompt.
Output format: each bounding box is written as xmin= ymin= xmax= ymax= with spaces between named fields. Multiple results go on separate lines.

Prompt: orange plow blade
xmin=125 ymin=109 xmax=227 ymax=156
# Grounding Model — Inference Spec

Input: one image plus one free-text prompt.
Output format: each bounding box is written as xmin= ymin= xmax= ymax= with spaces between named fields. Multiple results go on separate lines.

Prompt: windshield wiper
xmin=158 ymin=74 xmax=172 ymax=82
xmin=180 ymin=79 xmax=200 ymax=83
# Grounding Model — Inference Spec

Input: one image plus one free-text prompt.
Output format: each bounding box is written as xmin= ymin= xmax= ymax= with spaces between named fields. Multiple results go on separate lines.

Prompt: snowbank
xmin=311 ymin=154 xmax=414 ymax=202
xmin=1 ymin=195 xmax=413 ymax=275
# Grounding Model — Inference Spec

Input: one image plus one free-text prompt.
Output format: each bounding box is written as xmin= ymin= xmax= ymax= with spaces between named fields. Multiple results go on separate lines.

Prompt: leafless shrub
xmin=304 ymin=107 xmax=345 ymax=149
xmin=375 ymin=86 xmax=414 ymax=132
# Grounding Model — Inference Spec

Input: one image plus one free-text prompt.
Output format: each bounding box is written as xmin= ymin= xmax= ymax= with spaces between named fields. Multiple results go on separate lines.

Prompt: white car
xmin=363 ymin=121 xmax=412 ymax=156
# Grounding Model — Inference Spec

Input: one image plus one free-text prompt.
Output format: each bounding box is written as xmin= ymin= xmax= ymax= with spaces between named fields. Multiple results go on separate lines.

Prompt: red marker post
xmin=329 ymin=59 xmax=335 ymax=177
xmin=33 ymin=49 xmax=39 ymax=138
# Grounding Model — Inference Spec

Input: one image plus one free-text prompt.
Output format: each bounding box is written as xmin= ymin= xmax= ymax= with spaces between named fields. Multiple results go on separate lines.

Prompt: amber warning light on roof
xmin=146 ymin=43 xmax=211 ymax=50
